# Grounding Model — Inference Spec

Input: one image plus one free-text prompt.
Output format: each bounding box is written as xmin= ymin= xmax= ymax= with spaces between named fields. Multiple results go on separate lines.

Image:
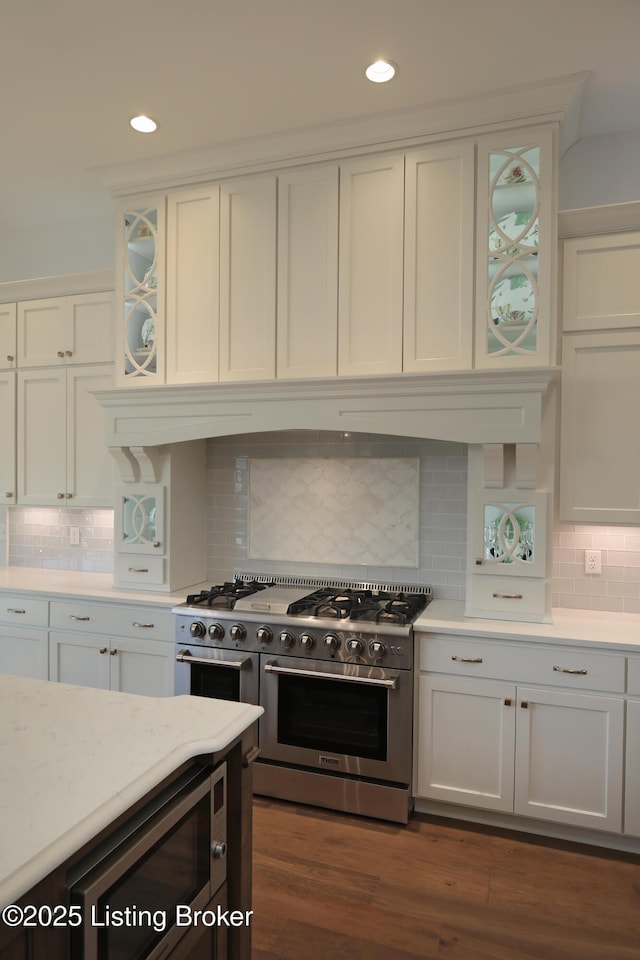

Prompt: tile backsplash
xmin=206 ymin=431 xmax=468 ymax=599
xmin=7 ymin=507 xmax=114 ymax=573
xmin=553 ymin=523 xmax=640 ymax=613
xmin=4 ymin=452 xmax=640 ymax=616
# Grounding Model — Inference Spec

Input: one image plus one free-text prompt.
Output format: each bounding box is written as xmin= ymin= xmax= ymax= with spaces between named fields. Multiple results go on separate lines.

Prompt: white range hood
xmin=95 ymin=369 xmax=558 ymax=453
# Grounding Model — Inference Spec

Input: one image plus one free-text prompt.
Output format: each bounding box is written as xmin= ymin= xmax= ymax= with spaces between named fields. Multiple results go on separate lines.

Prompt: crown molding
xmin=558 ymin=201 xmax=640 ymax=238
xmin=0 ymin=269 xmax=115 ymax=303
xmin=93 ymin=73 xmax=588 ymax=198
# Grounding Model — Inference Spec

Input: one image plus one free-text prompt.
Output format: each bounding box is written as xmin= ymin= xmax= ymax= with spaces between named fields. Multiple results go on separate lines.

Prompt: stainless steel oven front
xmin=175 ymin=643 xmax=259 ymax=705
xmin=258 ymin=655 xmax=412 ymax=785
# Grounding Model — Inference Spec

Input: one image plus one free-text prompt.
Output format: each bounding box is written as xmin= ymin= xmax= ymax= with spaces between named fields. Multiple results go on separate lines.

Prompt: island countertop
xmin=0 ymin=674 xmax=263 ymax=908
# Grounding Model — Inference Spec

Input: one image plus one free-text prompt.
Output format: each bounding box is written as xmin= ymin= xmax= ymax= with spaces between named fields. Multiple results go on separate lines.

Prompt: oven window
xmin=277 ymin=674 xmax=387 ymax=761
xmin=190 ymin=662 xmax=240 ymax=701
xmin=95 ymin=795 xmax=211 ymax=960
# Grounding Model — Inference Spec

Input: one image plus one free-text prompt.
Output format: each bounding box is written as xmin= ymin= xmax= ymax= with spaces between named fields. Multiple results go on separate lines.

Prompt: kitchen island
xmin=0 ymin=674 xmax=262 ymax=960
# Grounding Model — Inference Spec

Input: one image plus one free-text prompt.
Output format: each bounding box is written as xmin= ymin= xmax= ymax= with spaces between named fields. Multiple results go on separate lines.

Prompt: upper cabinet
xmin=560 ymin=230 xmax=640 ymax=523
xmin=338 ymin=153 xmax=404 ymax=376
xmin=113 ymin=124 xmax=557 ymax=388
xmin=0 ymin=303 xmax=16 ymax=369
xmin=117 ymin=196 xmax=165 ymax=385
xmin=18 ymin=293 xmax=114 ymax=367
xmin=475 ymin=126 xmax=555 ymax=369
xmin=403 ymin=142 xmax=475 ymax=372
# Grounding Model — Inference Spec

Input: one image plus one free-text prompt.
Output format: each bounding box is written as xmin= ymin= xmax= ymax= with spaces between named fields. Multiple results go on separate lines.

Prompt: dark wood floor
xmin=251 ymin=797 xmax=640 ymax=959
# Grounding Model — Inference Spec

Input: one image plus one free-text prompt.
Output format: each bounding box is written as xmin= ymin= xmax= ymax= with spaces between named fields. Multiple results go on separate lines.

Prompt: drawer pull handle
xmin=128 ymin=567 xmax=149 ymax=573
xmin=132 ymin=622 xmax=154 ymax=629
xmin=451 ymin=656 xmax=483 ymax=663
xmin=70 ymin=615 xmax=90 ymax=621
xmin=492 ymin=593 xmax=523 ymax=600
xmin=7 ymin=608 xmax=25 ymax=614
xmin=553 ymin=665 xmax=588 ymax=676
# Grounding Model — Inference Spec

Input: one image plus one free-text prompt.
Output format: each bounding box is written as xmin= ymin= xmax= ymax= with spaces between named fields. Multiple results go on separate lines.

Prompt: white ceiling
xmin=4 ymin=0 xmax=640 ymax=235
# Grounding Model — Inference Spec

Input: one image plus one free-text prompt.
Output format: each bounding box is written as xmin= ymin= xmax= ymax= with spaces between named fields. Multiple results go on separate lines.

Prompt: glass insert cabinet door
xmin=475 ymin=126 xmax=554 ymax=368
xmin=118 ymin=196 xmax=165 ymax=384
xmin=116 ymin=486 xmax=165 ymax=554
xmin=472 ymin=490 xmax=547 ymax=578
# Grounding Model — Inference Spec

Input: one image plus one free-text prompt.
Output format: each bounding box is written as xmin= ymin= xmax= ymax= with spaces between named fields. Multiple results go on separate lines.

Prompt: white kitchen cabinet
xmin=514 ymin=686 xmax=623 ymax=831
xmin=415 ymin=635 xmax=625 ymax=833
xmin=560 ymin=230 xmax=640 ymax=523
xmin=17 ymin=364 xmax=115 ymax=506
xmin=0 ymin=302 xmax=16 ymax=369
xmin=559 ymin=330 xmax=640 ymax=523
xmin=417 ymin=674 xmax=516 ymax=812
xmin=338 ymin=153 xmax=404 ymax=376
xmin=624 ymin=699 xmax=640 ymax=837
xmin=276 ymin=164 xmax=339 ymax=379
xmin=48 ymin=599 xmax=175 ymax=696
xmin=0 ymin=625 xmax=48 ymax=680
xmin=48 ymin=632 xmax=174 ymax=696
xmin=166 ymin=185 xmax=220 ymax=384
xmin=403 ymin=142 xmax=475 ymax=373
xmin=475 ymin=125 xmax=556 ymax=369
xmin=219 ymin=174 xmax=277 ymax=382
xmin=117 ymin=196 xmax=165 ymax=384
xmin=17 ymin=292 xmax=114 ymax=368
xmin=0 ymin=372 xmax=16 ymax=504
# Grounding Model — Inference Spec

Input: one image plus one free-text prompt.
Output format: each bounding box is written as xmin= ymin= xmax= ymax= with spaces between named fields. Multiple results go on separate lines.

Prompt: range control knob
xmin=346 ymin=637 xmax=365 ymax=656
xmin=369 ymin=640 xmax=387 ymax=659
xmin=323 ymin=633 xmax=341 ymax=652
xmin=257 ymin=626 xmax=273 ymax=644
xmin=229 ymin=624 xmax=247 ymax=642
xmin=208 ymin=623 xmax=225 ymax=641
xmin=190 ymin=621 xmax=206 ymax=639
xmin=299 ymin=633 xmax=315 ymax=651
xmin=279 ymin=631 xmax=295 ymax=649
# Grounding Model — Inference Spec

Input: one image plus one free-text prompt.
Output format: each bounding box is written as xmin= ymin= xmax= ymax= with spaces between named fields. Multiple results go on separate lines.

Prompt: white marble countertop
xmin=415 ymin=599 xmax=640 ymax=651
xmin=0 ymin=568 xmax=211 ymax=607
xmin=0 ymin=674 xmax=263 ymax=908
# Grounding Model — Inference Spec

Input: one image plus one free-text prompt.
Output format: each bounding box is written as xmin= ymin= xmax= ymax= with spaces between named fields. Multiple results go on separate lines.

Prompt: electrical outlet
xmin=584 ymin=549 xmax=602 ymax=575
xmin=69 ymin=526 xmax=80 ymax=546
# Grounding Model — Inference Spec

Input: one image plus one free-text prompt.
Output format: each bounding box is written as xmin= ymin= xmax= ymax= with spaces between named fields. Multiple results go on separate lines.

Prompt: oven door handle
xmin=263 ymin=661 xmax=398 ymax=689
xmin=176 ymin=651 xmax=251 ymax=670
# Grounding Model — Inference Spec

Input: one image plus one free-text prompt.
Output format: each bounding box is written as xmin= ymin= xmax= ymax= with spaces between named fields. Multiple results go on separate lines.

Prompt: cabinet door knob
xmin=65 ymin=493 xmax=72 ymax=499
xmin=99 ymin=647 xmax=108 ymax=655
xmin=57 ymin=351 xmax=65 ymax=358
xmin=5 ymin=492 xmax=13 ymax=498
xmin=57 ymin=493 xmax=64 ymax=499
xmin=110 ymin=648 xmax=118 ymax=656
xmin=65 ymin=350 xmax=73 ymax=357
xmin=6 ymin=355 xmax=14 ymax=362
xmin=504 ymin=698 xmax=512 ymax=707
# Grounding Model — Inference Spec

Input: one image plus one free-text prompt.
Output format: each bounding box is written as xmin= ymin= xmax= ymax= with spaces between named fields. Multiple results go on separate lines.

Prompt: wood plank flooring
xmin=251 ymin=798 xmax=640 ymax=959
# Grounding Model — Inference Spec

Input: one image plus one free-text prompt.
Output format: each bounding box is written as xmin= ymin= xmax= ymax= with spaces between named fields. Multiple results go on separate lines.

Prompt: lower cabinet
xmin=0 ymin=624 xmax=48 ymax=680
xmin=48 ymin=598 xmax=175 ymax=696
xmin=416 ymin=637 xmax=626 ymax=834
xmin=48 ymin=633 xmax=174 ymax=696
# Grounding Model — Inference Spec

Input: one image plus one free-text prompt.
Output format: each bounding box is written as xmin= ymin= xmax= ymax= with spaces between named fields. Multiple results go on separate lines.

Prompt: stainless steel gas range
xmin=173 ymin=575 xmax=431 ymax=824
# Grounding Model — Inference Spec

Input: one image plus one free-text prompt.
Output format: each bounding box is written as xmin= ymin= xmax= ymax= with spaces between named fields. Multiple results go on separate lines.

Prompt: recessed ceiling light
xmin=130 ymin=115 xmax=158 ymax=134
xmin=365 ymin=60 xmax=398 ymax=83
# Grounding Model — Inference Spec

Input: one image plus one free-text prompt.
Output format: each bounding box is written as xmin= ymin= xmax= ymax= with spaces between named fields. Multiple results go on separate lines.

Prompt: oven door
xmin=175 ymin=645 xmax=259 ymax=703
xmin=259 ymin=655 xmax=412 ymax=784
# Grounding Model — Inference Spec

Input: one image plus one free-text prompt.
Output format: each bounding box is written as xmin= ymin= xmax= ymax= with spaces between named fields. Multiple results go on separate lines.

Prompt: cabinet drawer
xmin=50 ymin=600 xmax=173 ymax=643
xmin=420 ymin=636 xmax=626 ymax=693
xmin=0 ymin=595 xmax=49 ymax=627
xmin=628 ymin=658 xmax=640 ymax=695
xmin=467 ymin=576 xmax=548 ymax=621
xmin=115 ymin=555 xmax=165 ymax=587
